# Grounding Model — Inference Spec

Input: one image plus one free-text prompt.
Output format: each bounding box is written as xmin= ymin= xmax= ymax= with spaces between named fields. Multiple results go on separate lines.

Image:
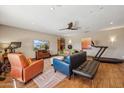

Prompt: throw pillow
xmin=27 ymin=58 xmax=32 ymax=65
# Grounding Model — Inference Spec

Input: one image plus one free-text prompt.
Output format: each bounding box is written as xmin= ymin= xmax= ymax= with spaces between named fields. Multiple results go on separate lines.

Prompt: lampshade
xmin=0 ymin=43 xmax=10 ymax=49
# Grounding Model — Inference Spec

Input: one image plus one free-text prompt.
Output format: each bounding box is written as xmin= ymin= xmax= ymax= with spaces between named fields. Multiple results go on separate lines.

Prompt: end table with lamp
xmin=0 ymin=43 xmax=11 ymax=81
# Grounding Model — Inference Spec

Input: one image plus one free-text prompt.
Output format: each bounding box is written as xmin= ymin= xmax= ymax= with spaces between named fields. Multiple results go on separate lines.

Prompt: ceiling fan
xmin=59 ymin=21 xmax=81 ymax=31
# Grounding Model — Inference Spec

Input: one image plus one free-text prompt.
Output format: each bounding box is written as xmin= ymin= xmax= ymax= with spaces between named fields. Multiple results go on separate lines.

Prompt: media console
xmin=35 ymin=50 xmax=51 ymax=60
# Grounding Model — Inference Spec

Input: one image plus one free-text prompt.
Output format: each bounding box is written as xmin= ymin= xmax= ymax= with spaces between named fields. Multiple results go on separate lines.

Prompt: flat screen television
xmin=33 ymin=40 xmax=49 ymax=51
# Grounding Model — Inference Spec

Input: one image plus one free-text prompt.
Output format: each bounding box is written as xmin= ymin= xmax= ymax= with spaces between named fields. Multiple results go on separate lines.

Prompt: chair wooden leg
xmin=68 ymin=75 xmax=71 ymax=80
xmin=54 ymin=69 xmax=56 ymax=73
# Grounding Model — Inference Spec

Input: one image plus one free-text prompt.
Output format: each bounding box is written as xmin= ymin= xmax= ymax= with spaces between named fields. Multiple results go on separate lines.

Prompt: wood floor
xmin=56 ymin=62 xmax=124 ymax=88
xmin=0 ymin=60 xmax=124 ymax=88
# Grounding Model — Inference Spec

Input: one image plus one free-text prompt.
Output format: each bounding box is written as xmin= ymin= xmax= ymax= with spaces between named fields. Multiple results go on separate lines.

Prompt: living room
xmin=0 ymin=5 xmax=124 ymax=88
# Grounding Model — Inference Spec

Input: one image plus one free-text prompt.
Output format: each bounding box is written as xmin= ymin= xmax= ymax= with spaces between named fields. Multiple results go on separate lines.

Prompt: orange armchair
xmin=8 ymin=53 xmax=44 ymax=83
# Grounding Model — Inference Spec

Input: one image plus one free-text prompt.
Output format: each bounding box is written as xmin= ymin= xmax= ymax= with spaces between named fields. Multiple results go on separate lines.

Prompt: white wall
xmin=0 ymin=25 xmax=58 ymax=58
xmin=65 ymin=28 xmax=124 ymax=59
xmin=1 ymin=25 xmax=124 ymax=59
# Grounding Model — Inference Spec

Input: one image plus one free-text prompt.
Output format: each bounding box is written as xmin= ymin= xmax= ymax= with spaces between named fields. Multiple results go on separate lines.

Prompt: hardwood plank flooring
xmin=56 ymin=63 xmax=124 ymax=88
xmin=0 ymin=60 xmax=124 ymax=88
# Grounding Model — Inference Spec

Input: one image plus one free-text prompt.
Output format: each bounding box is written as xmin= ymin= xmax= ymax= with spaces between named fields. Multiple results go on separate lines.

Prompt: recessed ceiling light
xmin=110 ymin=21 xmax=113 ymax=25
xmin=50 ymin=7 xmax=55 ymax=10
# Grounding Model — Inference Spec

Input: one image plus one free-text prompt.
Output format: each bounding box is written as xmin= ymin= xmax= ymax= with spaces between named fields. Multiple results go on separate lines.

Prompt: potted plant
xmin=44 ymin=44 xmax=49 ymax=51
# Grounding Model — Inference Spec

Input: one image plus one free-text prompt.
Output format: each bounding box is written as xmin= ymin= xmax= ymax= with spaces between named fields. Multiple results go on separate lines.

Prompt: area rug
xmin=33 ymin=59 xmax=66 ymax=88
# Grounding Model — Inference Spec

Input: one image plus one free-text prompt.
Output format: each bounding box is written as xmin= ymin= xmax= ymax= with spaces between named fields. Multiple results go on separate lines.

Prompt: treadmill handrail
xmin=92 ymin=45 xmax=108 ymax=60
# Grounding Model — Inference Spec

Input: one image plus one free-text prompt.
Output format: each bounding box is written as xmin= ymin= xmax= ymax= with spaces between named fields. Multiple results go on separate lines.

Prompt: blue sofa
xmin=53 ymin=52 xmax=86 ymax=79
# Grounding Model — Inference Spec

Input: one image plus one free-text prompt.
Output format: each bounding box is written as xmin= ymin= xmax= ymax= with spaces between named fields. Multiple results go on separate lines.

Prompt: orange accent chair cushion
xmin=8 ymin=53 xmax=44 ymax=83
xmin=27 ymin=58 xmax=33 ymax=65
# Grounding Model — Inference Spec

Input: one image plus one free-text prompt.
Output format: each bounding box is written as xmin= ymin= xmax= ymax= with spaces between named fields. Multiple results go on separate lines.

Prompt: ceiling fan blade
xmin=59 ymin=28 xmax=68 ymax=30
xmin=71 ymin=28 xmax=78 ymax=30
xmin=71 ymin=27 xmax=81 ymax=30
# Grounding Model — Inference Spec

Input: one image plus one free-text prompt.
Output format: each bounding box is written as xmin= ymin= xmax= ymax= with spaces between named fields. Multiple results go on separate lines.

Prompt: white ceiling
xmin=0 ymin=5 xmax=124 ymax=36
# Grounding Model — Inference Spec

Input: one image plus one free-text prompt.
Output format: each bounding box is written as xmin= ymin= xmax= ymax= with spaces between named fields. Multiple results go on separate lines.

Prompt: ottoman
xmin=50 ymin=56 xmax=64 ymax=65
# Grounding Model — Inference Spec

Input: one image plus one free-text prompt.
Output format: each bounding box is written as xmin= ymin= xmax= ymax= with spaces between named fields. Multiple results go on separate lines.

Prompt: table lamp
xmin=0 ymin=43 xmax=10 ymax=49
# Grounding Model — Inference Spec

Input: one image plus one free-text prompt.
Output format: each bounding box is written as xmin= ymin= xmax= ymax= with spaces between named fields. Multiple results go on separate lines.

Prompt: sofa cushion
xmin=70 ymin=52 xmax=87 ymax=69
xmin=64 ymin=56 xmax=70 ymax=64
xmin=27 ymin=58 xmax=32 ymax=65
xmin=64 ymin=52 xmax=87 ymax=69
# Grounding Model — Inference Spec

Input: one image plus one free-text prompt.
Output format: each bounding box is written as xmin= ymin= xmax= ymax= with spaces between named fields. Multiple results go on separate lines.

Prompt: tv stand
xmin=35 ymin=50 xmax=51 ymax=60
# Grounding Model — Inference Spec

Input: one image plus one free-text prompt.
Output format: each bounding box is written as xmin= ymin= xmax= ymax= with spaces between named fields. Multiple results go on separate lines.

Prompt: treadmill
xmin=91 ymin=41 xmax=123 ymax=63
